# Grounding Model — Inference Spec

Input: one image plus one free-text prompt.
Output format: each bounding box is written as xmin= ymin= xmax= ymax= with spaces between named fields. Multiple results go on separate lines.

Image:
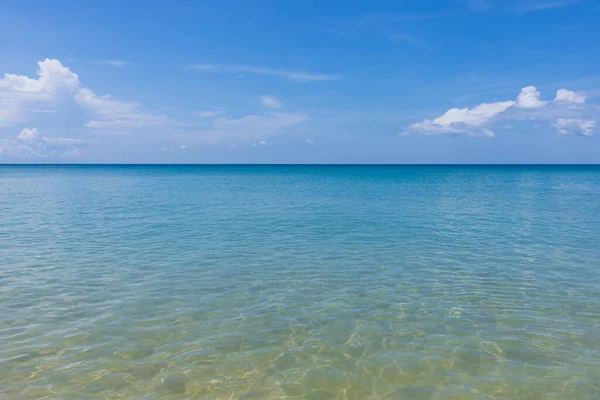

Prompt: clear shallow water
xmin=1 ymin=165 xmax=599 ymax=400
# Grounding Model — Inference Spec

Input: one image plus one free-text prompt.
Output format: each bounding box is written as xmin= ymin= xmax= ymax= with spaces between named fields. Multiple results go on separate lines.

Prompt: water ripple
xmin=1 ymin=165 xmax=599 ymax=399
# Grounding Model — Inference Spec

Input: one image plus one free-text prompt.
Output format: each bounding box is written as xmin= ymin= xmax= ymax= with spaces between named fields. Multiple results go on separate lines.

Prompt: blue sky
xmin=1 ymin=0 xmax=600 ymax=163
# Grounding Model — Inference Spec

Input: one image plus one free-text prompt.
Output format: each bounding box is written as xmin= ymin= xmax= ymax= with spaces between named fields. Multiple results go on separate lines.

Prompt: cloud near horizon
xmin=404 ymin=86 xmax=597 ymax=138
xmin=1 ymin=59 xmax=312 ymax=158
xmin=0 ymin=127 xmax=96 ymax=158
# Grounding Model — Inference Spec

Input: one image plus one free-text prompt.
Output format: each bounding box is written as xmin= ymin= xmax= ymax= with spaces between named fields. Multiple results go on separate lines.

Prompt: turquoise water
xmin=1 ymin=165 xmax=599 ymax=399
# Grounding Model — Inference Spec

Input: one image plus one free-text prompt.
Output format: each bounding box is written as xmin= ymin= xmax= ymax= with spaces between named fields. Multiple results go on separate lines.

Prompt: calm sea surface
xmin=1 ymin=165 xmax=599 ymax=399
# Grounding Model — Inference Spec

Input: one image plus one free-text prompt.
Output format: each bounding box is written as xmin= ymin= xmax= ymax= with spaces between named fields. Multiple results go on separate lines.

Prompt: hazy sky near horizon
xmin=1 ymin=0 xmax=600 ymax=163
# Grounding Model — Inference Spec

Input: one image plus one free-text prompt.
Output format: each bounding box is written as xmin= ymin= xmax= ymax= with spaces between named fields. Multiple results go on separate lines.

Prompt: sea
xmin=1 ymin=165 xmax=599 ymax=399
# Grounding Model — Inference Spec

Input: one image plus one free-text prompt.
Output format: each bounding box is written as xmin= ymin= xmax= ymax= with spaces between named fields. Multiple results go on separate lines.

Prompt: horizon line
xmin=1 ymin=163 xmax=600 ymax=167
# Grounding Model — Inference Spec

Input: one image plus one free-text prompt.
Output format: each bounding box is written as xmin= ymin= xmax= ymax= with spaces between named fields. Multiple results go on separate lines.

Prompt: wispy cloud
xmin=465 ymin=0 xmax=586 ymax=13
xmin=189 ymin=64 xmax=216 ymax=71
xmin=97 ymin=60 xmax=134 ymax=68
xmin=186 ymin=64 xmax=341 ymax=82
xmin=260 ymin=96 xmax=283 ymax=109
xmin=513 ymin=0 xmax=586 ymax=13
xmin=75 ymin=88 xmax=167 ymax=129
xmin=197 ymin=109 xmax=225 ymax=118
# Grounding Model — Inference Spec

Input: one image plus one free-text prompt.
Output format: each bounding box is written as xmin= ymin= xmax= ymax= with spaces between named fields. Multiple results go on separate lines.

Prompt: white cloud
xmin=482 ymin=128 xmax=495 ymax=137
xmin=409 ymin=100 xmax=514 ymax=135
xmin=0 ymin=91 xmax=50 ymax=125
xmin=188 ymin=112 xmax=310 ymax=144
xmin=434 ymin=101 xmax=515 ymax=126
xmin=404 ymin=84 xmax=599 ymax=137
xmin=0 ymin=59 xmax=163 ymax=131
xmin=555 ymin=89 xmax=586 ymax=104
xmin=75 ymin=88 xmax=167 ymax=129
xmin=213 ymin=112 xmax=309 ymax=135
xmin=0 ymin=139 xmax=46 ymax=157
xmin=186 ymin=64 xmax=341 ymax=82
xmin=1 ymin=59 xmax=80 ymax=93
xmin=17 ymin=128 xmax=39 ymax=142
xmin=1 ymin=59 xmax=80 ymax=124
xmin=2 ymin=58 xmax=314 ymax=155
xmin=516 ymin=86 xmax=547 ymax=109
xmin=97 ymin=60 xmax=134 ymax=68
xmin=260 ymin=96 xmax=283 ymax=109
xmin=188 ymin=64 xmax=216 ymax=71
xmin=75 ymin=88 xmax=137 ymax=117
xmin=1 ymin=127 xmax=90 ymax=158
xmin=42 ymin=136 xmax=95 ymax=145
xmin=553 ymin=118 xmax=595 ymax=136
xmin=408 ymin=120 xmax=465 ymax=135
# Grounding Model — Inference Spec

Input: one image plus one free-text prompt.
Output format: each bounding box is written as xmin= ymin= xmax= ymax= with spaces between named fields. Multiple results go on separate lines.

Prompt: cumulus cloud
xmin=0 ymin=139 xmax=46 ymax=157
xmin=404 ymin=85 xmax=597 ymax=138
xmin=516 ymin=86 xmax=547 ymax=109
xmin=260 ymin=96 xmax=283 ymax=109
xmin=2 ymin=58 xmax=313 ymax=157
xmin=431 ymin=101 xmax=514 ymax=126
xmin=1 ymin=127 xmax=92 ymax=158
xmin=409 ymin=101 xmax=514 ymax=134
xmin=0 ymin=58 xmax=164 ymax=131
xmin=0 ymin=59 xmax=80 ymax=124
xmin=1 ymin=59 xmax=80 ymax=93
xmin=555 ymin=89 xmax=586 ymax=104
xmin=553 ymin=118 xmax=595 ymax=136
xmin=17 ymin=128 xmax=39 ymax=142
